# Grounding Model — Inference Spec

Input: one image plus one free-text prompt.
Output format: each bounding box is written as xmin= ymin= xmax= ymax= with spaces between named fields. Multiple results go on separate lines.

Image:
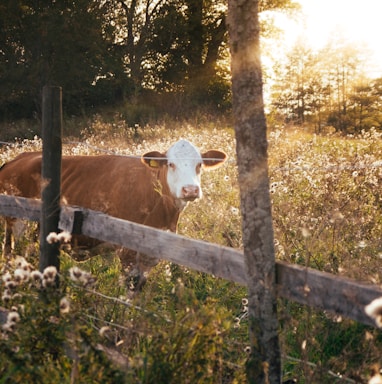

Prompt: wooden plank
xmin=59 ymin=205 xmax=248 ymax=285
xmin=1 ymin=195 xmax=382 ymax=327
xmin=276 ymin=261 xmax=382 ymax=327
xmin=0 ymin=195 xmax=41 ymax=221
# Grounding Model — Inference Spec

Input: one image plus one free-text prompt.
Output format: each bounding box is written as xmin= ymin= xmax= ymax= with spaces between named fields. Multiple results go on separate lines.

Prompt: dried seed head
xmin=46 ymin=232 xmax=59 ymax=244
xmin=69 ymin=267 xmax=95 ymax=287
xmin=5 ymin=280 xmax=18 ymax=290
xmin=2 ymin=322 xmax=16 ymax=332
xmin=2 ymin=272 xmax=12 ymax=283
xmin=43 ymin=266 xmax=57 ymax=281
xmin=31 ymin=270 xmax=43 ymax=281
xmin=69 ymin=266 xmax=83 ymax=281
xmin=7 ymin=311 xmax=20 ymax=324
xmin=59 ymin=297 xmax=70 ymax=314
xmin=365 ymin=297 xmax=382 ymax=328
xmin=57 ymin=231 xmax=72 ymax=243
xmin=2 ymin=290 xmax=12 ymax=302
xmin=14 ymin=268 xmax=30 ymax=283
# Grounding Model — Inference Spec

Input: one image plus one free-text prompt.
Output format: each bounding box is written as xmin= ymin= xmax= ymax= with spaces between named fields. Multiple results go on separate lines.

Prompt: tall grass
xmin=0 ymin=117 xmax=381 ymax=383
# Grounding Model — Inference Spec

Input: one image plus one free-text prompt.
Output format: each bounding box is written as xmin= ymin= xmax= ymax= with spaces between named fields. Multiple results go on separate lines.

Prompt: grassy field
xmin=0 ymin=116 xmax=381 ymax=383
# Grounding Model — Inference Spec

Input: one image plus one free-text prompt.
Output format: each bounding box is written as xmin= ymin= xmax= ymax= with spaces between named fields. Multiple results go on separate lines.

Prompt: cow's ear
xmin=141 ymin=151 xmax=167 ymax=168
xmin=202 ymin=150 xmax=227 ymax=169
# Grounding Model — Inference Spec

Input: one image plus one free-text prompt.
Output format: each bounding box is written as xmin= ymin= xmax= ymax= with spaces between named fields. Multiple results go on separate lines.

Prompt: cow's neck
xmin=144 ymin=169 xmax=183 ymax=231
xmin=174 ymin=198 xmax=188 ymax=211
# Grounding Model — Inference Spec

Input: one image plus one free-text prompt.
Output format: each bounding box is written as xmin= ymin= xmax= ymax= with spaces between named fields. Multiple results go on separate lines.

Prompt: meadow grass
xmin=0 ymin=117 xmax=381 ymax=383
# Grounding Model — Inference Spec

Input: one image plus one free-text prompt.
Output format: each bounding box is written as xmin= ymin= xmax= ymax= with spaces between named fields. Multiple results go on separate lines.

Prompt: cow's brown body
xmin=1 ymin=152 xmax=180 ymax=226
xmin=0 ymin=141 xmax=226 ymax=286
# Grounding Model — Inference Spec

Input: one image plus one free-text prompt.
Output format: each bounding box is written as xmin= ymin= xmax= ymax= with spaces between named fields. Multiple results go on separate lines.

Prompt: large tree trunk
xmin=227 ymin=1 xmax=281 ymax=383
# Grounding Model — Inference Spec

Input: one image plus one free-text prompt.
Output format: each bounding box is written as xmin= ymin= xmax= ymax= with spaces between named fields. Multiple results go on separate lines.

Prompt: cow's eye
xmin=168 ymin=162 xmax=176 ymax=170
xmin=196 ymin=163 xmax=202 ymax=174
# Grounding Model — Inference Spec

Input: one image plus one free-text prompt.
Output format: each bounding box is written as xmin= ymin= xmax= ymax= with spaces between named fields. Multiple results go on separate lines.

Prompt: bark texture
xmin=227 ymin=1 xmax=281 ymax=382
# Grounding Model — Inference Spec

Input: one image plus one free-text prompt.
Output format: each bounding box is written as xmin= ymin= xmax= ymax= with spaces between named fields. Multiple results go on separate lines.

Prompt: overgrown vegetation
xmin=0 ymin=120 xmax=381 ymax=383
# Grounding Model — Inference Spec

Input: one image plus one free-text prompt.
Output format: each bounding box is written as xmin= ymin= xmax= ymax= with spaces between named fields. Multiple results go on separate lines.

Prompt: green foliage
xmin=0 ymin=0 xmax=303 ymax=122
xmin=0 ymin=0 xmax=121 ymax=119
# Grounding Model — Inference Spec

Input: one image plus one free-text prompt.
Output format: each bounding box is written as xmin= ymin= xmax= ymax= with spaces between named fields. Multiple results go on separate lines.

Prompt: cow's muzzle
xmin=181 ymin=185 xmax=200 ymax=200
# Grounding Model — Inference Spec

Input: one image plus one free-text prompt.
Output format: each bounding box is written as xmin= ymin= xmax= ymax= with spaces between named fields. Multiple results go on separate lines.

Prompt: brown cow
xmin=0 ymin=139 xmax=227 ymax=287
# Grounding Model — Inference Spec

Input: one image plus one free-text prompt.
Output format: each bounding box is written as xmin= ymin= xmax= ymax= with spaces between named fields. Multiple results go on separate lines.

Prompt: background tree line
xmin=0 ymin=0 xmax=297 ymax=121
xmin=1 ymin=0 xmax=381 ymax=135
xmin=269 ymin=34 xmax=382 ymax=133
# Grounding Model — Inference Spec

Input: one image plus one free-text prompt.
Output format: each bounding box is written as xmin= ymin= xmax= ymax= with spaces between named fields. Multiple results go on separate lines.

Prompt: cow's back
xmin=0 ymin=152 xmax=42 ymax=197
xmin=0 ymin=152 xmax=179 ymax=231
xmin=60 ymin=155 xmax=178 ymax=229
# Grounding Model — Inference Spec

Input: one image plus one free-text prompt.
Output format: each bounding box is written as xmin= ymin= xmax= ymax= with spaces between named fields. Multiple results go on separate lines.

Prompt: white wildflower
xmin=1 ymin=290 xmax=12 ymax=302
xmin=68 ymin=267 xmax=95 ymax=287
xmin=57 ymin=231 xmax=72 ymax=243
xmin=59 ymin=297 xmax=70 ymax=314
xmin=2 ymin=322 xmax=15 ymax=332
xmin=2 ymin=311 xmax=20 ymax=333
xmin=46 ymin=232 xmax=59 ymax=244
xmin=301 ymin=227 xmax=311 ymax=238
xmin=42 ymin=266 xmax=58 ymax=287
xmin=365 ymin=297 xmax=382 ymax=328
xmin=69 ymin=266 xmax=84 ymax=281
xmin=165 ymin=264 xmax=172 ymax=277
xmin=5 ymin=280 xmax=18 ymax=290
xmin=14 ymin=268 xmax=30 ymax=283
xmin=233 ymin=317 xmax=241 ymax=329
xmin=43 ymin=266 xmax=57 ymax=280
xmin=14 ymin=257 xmax=32 ymax=271
xmin=7 ymin=311 xmax=20 ymax=324
xmin=2 ymin=272 xmax=12 ymax=283
xmin=230 ymin=207 xmax=239 ymax=215
xmin=358 ymin=240 xmax=367 ymax=249
xmin=31 ymin=270 xmax=43 ymax=282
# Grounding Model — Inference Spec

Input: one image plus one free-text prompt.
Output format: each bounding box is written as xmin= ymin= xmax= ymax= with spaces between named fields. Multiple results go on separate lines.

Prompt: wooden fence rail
xmin=1 ymin=194 xmax=381 ymax=327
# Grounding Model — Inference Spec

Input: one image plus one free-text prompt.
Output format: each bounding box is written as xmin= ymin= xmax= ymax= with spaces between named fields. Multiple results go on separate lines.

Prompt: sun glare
xmin=278 ymin=0 xmax=382 ymax=77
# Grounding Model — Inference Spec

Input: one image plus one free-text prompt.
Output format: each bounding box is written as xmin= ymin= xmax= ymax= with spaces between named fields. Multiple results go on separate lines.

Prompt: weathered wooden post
xmin=39 ymin=86 xmax=62 ymax=274
xmin=228 ymin=0 xmax=281 ymax=382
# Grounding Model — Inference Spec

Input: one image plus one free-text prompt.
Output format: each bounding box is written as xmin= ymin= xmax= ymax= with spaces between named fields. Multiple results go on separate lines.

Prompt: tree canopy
xmin=3 ymin=0 xmax=381 ymax=134
xmin=0 ymin=0 xmax=298 ymax=120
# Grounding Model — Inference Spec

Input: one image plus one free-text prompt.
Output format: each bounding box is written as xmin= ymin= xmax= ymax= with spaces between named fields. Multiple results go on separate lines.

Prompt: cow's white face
xmin=142 ymin=139 xmax=227 ymax=209
xmin=166 ymin=140 xmax=204 ymax=205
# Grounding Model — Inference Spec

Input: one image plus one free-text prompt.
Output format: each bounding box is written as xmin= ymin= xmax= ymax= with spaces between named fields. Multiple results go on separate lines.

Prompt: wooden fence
xmin=1 ymin=193 xmax=381 ymax=328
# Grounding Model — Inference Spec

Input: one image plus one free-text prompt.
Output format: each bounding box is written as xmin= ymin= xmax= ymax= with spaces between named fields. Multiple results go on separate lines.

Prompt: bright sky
xmin=280 ymin=0 xmax=382 ymax=77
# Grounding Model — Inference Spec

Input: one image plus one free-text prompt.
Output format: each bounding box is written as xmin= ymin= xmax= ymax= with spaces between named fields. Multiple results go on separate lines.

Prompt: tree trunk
xmin=227 ymin=1 xmax=281 ymax=383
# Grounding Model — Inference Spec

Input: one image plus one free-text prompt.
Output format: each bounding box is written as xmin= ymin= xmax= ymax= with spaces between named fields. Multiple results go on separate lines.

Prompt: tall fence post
xmin=228 ymin=0 xmax=281 ymax=382
xmin=39 ymin=86 xmax=62 ymax=274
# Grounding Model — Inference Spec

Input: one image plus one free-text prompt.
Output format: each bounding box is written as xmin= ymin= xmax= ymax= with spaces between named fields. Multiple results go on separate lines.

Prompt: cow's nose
xmin=181 ymin=185 xmax=200 ymax=199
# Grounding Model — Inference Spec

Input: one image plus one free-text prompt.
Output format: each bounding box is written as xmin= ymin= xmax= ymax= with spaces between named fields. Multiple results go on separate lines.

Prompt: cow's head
xmin=142 ymin=139 xmax=227 ymax=208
